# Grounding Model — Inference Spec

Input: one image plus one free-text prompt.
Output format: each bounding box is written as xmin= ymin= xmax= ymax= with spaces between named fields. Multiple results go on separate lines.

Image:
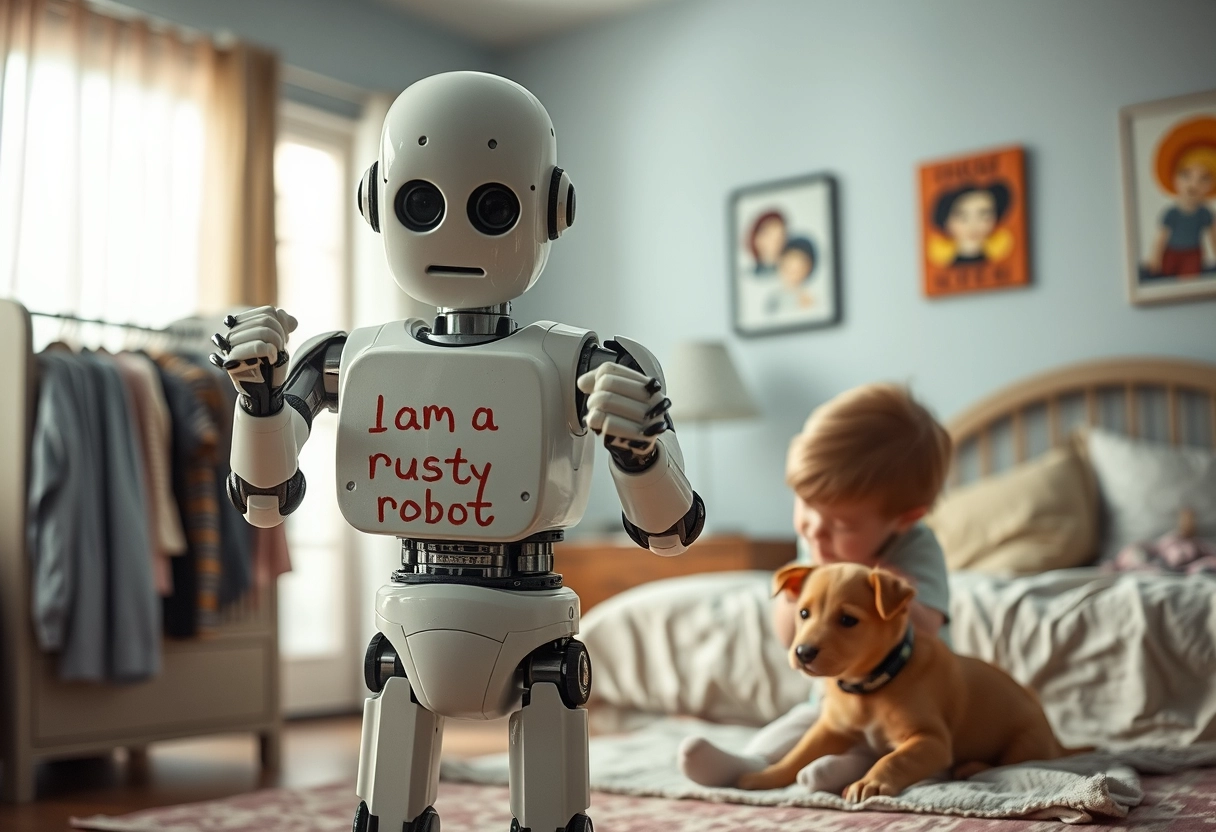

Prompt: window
xmin=274 ymin=101 xmax=360 ymax=713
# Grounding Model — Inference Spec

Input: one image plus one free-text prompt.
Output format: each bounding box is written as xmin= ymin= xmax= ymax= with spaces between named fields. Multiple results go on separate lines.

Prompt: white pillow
xmin=1085 ymin=428 xmax=1216 ymax=562
xmin=579 ymin=571 xmax=812 ymax=726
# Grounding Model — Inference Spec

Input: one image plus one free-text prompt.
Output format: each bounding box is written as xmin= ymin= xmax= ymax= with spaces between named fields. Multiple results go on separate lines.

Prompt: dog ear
xmin=869 ymin=569 xmax=915 ymax=620
xmin=772 ymin=563 xmax=814 ymax=598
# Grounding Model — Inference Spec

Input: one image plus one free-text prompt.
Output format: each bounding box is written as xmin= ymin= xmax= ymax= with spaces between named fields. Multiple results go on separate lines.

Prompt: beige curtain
xmin=0 ymin=0 xmax=279 ymax=323
xmin=197 ymin=40 xmax=279 ymax=312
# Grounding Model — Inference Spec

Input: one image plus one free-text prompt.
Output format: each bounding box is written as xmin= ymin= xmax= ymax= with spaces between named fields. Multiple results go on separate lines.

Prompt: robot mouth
xmin=426 ymin=265 xmax=486 ymax=277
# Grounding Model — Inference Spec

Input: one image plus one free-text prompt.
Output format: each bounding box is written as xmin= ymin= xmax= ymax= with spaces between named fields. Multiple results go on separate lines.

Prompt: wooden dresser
xmin=554 ymin=535 xmax=796 ymax=613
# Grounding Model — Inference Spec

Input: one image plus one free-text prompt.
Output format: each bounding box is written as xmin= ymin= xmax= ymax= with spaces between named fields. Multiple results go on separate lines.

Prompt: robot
xmin=210 ymin=71 xmax=705 ymax=832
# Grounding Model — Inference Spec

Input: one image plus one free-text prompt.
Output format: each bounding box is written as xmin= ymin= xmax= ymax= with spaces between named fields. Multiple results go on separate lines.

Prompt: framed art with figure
xmin=1120 ymin=88 xmax=1216 ymax=305
xmin=729 ymin=173 xmax=841 ymax=337
xmin=919 ymin=145 xmax=1029 ymax=299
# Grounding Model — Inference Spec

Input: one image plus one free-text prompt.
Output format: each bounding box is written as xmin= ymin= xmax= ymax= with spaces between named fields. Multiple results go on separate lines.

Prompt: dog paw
xmin=843 ymin=776 xmax=899 ymax=802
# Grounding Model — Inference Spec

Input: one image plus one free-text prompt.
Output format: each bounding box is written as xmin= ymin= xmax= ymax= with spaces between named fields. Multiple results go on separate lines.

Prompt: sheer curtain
xmin=0 ymin=0 xmax=277 ymax=332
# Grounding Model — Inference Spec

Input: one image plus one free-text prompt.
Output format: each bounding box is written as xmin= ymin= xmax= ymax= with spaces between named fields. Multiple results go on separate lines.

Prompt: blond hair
xmin=785 ymin=384 xmax=952 ymax=515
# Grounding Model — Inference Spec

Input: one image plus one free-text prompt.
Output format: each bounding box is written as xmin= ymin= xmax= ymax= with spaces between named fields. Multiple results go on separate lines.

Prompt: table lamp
xmin=664 ymin=341 xmax=761 ymax=533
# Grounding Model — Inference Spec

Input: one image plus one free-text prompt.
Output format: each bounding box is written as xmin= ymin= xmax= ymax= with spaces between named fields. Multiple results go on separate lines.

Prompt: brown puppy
xmin=737 ymin=562 xmax=1075 ymax=801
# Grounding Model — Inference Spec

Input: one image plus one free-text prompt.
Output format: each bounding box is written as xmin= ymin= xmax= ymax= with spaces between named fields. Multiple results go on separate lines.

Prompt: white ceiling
xmin=375 ymin=0 xmax=670 ymax=48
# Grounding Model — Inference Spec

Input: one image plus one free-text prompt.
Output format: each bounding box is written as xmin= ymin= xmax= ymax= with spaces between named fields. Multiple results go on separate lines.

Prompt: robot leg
xmin=509 ymin=639 xmax=593 ymax=832
xmin=354 ymin=668 xmax=444 ymax=832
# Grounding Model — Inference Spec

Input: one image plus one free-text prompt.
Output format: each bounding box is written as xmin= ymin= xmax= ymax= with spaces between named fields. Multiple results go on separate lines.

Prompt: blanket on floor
xmin=440 ymin=718 xmax=1216 ymax=824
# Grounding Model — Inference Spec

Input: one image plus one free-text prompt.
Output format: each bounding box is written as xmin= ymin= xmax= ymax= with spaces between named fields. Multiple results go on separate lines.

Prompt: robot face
xmin=366 ymin=72 xmax=573 ymax=309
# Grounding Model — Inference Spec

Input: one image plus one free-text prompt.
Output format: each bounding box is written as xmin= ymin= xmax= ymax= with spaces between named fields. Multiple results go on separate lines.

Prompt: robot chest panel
xmin=336 ymin=343 xmax=557 ymax=540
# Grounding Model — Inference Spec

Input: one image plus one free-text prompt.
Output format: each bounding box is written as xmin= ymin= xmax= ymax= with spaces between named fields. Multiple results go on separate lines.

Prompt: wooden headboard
xmin=946 ymin=357 xmax=1216 ymax=485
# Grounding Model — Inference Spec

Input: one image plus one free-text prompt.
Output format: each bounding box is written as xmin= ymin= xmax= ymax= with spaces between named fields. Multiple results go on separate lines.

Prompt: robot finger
xmin=274 ymin=308 xmax=299 ymax=335
xmin=596 ymin=413 xmax=649 ymax=442
xmin=642 ymin=421 xmax=668 ymax=437
xmin=644 ymin=397 xmax=672 ymax=421
xmin=593 ymin=360 xmax=655 ymax=386
xmin=230 ymin=310 xmax=291 ymax=342
xmin=211 ymin=332 xmax=233 ymax=353
xmin=226 ymin=324 xmax=289 ymax=351
xmin=225 ymin=340 xmax=279 ymax=364
xmin=228 ymin=305 xmax=279 ymax=326
xmin=585 ymin=389 xmax=652 ymax=423
xmin=575 ymin=369 xmax=598 ymax=395
xmin=590 ymin=371 xmax=662 ymax=404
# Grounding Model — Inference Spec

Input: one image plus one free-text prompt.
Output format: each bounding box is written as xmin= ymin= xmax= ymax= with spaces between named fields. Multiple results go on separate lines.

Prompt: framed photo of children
xmin=729 ymin=173 xmax=841 ymax=337
xmin=1119 ymin=89 xmax=1216 ymax=305
xmin=919 ymin=146 xmax=1029 ymax=299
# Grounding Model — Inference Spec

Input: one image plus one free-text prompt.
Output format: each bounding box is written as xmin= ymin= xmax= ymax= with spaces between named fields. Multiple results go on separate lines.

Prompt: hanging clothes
xmin=80 ymin=352 xmax=161 ymax=681
xmin=156 ymin=356 xmax=220 ymax=638
xmin=27 ymin=352 xmax=102 ymax=674
xmin=26 ymin=350 xmax=160 ymax=682
xmin=207 ymin=360 xmax=255 ymax=606
xmin=114 ymin=352 xmax=188 ymax=594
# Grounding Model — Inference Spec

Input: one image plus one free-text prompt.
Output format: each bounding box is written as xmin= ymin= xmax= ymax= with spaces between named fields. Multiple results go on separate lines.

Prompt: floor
xmin=0 ymin=714 xmax=511 ymax=832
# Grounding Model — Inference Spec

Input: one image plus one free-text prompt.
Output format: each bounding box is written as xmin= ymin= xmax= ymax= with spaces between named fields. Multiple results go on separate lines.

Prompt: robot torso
xmin=334 ymin=318 xmax=596 ymax=543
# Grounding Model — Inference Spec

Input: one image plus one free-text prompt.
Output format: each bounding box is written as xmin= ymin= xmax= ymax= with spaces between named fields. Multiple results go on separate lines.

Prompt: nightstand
xmin=553 ymin=534 xmax=796 ymax=612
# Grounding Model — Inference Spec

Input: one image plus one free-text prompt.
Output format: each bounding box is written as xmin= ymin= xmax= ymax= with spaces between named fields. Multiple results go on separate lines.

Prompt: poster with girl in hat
xmin=1120 ymin=89 xmax=1216 ymax=305
xmin=919 ymin=146 xmax=1029 ymax=299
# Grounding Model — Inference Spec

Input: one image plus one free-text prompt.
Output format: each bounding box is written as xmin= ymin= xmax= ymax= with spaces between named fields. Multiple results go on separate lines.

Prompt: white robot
xmin=210 ymin=71 xmax=705 ymax=832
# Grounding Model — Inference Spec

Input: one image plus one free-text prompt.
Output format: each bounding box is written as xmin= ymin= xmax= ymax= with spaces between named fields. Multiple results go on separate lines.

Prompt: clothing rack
xmin=0 ymin=298 xmax=281 ymax=803
xmin=28 ymin=309 xmax=210 ymax=340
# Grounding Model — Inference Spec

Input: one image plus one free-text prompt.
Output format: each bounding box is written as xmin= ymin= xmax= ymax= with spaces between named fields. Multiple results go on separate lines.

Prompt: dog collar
xmin=837 ymin=626 xmax=915 ymax=695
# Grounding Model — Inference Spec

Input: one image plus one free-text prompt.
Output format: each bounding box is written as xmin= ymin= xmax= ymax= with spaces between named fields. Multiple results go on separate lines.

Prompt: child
xmin=766 ymin=237 xmax=817 ymax=314
xmin=1148 ymin=116 xmax=1216 ymax=278
xmin=679 ymin=383 xmax=953 ymax=793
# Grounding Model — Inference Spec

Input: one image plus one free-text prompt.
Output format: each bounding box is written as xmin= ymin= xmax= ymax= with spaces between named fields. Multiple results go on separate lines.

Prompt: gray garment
xmin=796 ymin=523 xmax=952 ymax=646
xmin=28 ymin=353 xmax=108 ymax=680
xmin=81 ymin=353 xmax=160 ymax=682
xmin=26 ymin=352 xmax=160 ymax=682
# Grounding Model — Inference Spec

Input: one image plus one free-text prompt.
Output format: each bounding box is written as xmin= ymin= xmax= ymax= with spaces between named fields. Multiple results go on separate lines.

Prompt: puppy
xmin=737 ymin=563 xmax=1077 ymax=801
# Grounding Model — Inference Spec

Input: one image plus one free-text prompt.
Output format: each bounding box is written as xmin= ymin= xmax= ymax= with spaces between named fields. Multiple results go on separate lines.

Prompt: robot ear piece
xmin=547 ymin=167 xmax=575 ymax=241
xmin=358 ymin=161 xmax=380 ymax=233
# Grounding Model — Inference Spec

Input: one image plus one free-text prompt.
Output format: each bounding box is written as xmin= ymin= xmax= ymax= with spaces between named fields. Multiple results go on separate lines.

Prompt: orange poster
xmin=919 ymin=146 xmax=1029 ymax=298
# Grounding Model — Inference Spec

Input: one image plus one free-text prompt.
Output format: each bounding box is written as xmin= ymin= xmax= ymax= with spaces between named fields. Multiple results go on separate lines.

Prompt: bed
xmin=445 ymin=356 xmax=1216 ymax=827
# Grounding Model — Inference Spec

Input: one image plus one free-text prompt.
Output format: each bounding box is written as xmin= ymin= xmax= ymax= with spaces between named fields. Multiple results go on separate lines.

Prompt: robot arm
xmin=209 ymin=306 xmax=346 ymax=528
xmin=577 ymin=338 xmax=705 ymax=556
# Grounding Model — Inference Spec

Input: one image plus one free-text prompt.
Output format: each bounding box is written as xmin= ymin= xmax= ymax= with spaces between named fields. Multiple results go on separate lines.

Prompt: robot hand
xmin=576 ymin=362 xmax=671 ymax=472
xmin=208 ymin=306 xmax=298 ymax=417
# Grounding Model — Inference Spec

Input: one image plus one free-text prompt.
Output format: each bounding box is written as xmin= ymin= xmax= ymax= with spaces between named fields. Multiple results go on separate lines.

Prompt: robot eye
xmin=467 ymin=183 xmax=520 ymax=236
xmin=394 ymin=180 xmax=445 ymax=232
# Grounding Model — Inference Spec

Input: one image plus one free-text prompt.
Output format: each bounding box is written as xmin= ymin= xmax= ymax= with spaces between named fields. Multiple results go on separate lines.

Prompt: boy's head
xmin=778 ymin=237 xmax=816 ymax=289
xmin=785 ymin=384 xmax=952 ymax=566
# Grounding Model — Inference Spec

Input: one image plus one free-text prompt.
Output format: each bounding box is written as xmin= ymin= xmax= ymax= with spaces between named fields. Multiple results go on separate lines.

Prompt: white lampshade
xmin=664 ymin=341 xmax=760 ymax=424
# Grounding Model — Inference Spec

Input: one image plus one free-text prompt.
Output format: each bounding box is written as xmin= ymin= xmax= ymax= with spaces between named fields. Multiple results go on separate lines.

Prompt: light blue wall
xmin=121 ymin=0 xmax=1216 ymax=537
xmin=117 ymin=0 xmax=493 ymax=96
xmin=500 ymin=0 xmax=1216 ymax=536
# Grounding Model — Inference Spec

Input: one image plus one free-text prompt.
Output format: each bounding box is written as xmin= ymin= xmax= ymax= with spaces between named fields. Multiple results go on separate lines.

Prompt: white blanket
xmin=440 ymin=719 xmax=1216 ymax=824
xmin=579 ymin=568 xmax=1216 ymax=748
xmin=949 ymin=569 xmax=1216 ymax=748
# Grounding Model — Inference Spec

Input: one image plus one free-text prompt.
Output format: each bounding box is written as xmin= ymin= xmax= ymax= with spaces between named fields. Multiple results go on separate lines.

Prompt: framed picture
xmin=1119 ymin=89 xmax=1216 ymax=305
xmin=919 ymin=145 xmax=1029 ymax=299
xmin=729 ymin=173 xmax=841 ymax=337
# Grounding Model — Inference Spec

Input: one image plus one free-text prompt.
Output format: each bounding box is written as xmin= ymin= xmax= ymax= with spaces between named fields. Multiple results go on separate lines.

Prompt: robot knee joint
xmin=523 ymin=638 xmax=592 ymax=709
xmin=364 ymin=632 xmax=408 ymax=694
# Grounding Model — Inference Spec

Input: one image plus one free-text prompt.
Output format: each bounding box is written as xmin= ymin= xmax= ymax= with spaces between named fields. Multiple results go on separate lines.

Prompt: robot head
xmin=357 ymin=71 xmax=575 ymax=309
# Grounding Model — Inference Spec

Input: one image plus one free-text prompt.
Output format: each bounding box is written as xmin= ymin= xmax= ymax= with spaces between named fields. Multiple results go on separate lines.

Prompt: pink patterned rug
xmin=71 ymin=767 xmax=1216 ymax=831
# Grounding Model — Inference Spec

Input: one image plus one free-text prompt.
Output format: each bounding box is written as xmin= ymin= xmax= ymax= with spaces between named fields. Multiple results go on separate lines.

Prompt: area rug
xmin=68 ymin=766 xmax=1216 ymax=832
xmin=440 ymin=719 xmax=1216 ymax=824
